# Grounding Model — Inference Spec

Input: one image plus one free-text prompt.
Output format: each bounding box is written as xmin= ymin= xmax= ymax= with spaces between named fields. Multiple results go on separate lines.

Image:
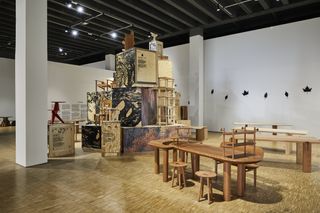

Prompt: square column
xmin=15 ymin=0 xmax=48 ymax=167
xmin=189 ymin=32 xmax=204 ymax=126
xmin=105 ymin=54 xmax=115 ymax=71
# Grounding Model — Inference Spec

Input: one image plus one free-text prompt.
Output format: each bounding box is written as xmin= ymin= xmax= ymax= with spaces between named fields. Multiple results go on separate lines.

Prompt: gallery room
xmin=1 ymin=0 xmax=320 ymax=212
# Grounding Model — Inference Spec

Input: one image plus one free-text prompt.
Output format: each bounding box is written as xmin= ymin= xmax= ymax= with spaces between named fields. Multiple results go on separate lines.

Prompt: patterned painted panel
xmin=141 ymin=88 xmax=157 ymax=125
xmin=114 ymin=48 xmax=135 ymax=88
xmin=122 ymin=126 xmax=184 ymax=152
xmin=87 ymin=91 xmax=112 ymax=122
xmin=82 ymin=125 xmax=101 ymax=150
xmin=112 ymin=87 xmax=142 ymax=127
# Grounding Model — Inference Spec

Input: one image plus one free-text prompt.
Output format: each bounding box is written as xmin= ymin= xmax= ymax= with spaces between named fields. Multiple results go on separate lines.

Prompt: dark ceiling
xmin=0 ymin=0 xmax=320 ymax=65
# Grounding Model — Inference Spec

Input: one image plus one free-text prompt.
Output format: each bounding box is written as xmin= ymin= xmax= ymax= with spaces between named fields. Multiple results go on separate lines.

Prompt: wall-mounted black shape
xmin=225 ymin=95 xmax=228 ymax=100
xmin=264 ymin=92 xmax=268 ymax=98
xmin=303 ymin=86 xmax=312 ymax=93
xmin=285 ymin=91 xmax=289 ymax=97
xmin=242 ymin=90 xmax=249 ymax=96
xmin=211 ymin=89 xmax=214 ymax=94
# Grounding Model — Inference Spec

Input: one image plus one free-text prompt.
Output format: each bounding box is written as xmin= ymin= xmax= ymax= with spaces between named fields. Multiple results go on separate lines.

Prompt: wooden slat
xmin=233 ymin=126 xmax=308 ymax=135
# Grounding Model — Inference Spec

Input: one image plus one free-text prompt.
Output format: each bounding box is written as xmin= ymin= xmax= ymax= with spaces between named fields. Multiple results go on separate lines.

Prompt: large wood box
xmin=82 ymin=125 xmax=101 ymax=151
xmin=101 ymin=121 xmax=121 ymax=156
xmin=114 ymin=48 xmax=158 ymax=88
xmin=48 ymin=123 xmax=74 ymax=157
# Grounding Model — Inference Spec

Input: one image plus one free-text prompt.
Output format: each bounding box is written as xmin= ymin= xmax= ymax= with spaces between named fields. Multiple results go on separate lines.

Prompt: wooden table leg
xmin=285 ymin=143 xmax=292 ymax=155
xmin=173 ymin=149 xmax=177 ymax=162
xmin=237 ymin=164 xmax=246 ymax=197
xmin=223 ymin=162 xmax=231 ymax=201
xmin=195 ymin=154 xmax=200 ymax=172
xmin=163 ymin=149 xmax=169 ymax=182
xmin=179 ymin=150 xmax=185 ymax=162
xmin=191 ymin=154 xmax=195 ymax=178
xmin=296 ymin=143 xmax=303 ymax=164
xmin=154 ymin=148 xmax=160 ymax=174
xmin=302 ymin=142 xmax=312 ymax=173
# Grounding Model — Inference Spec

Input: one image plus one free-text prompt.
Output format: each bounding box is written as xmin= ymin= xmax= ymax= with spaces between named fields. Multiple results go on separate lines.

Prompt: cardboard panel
xmin=141 ymin=88 xmax=157 ymax=125
xmin=48 ymin=123 xmax=74 ymax=157
xmin=101 ymin=121 xmax=121 ymax=155
xmin=114 ymin=48 xmax=135 ymax=88
xmin=136 ymin=49 xmax=157 ymax=84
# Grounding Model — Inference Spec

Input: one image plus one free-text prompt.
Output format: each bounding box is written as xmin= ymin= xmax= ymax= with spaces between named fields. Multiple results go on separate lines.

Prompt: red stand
xmin=51 ymin=101 xmax=65 ymax=124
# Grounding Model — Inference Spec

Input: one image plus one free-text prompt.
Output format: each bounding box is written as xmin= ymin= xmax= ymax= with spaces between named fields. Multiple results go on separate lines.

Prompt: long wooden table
xmin=148 ymin=139 xmax=264 ymax=201
xmin=234 ymin=134 xmax=320 ymax=173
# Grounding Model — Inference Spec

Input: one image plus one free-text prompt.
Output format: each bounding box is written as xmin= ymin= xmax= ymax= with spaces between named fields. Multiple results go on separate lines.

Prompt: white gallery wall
xmin=165 ymin=17 xmax=320 ymax=137
xmin=163 ymin=44 xmax=189 ymax=106
xmin=0 ymin=58 xmax=114 ymax=119
xmin=0 ymin=58 xmax=15 ymax=117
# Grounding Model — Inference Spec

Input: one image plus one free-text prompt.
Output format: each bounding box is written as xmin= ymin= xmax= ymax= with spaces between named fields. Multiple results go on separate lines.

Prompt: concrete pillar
xmin=15 ymin=0 xmax=48 ymax=167
xmin=105 ymin=54 xmax=115 ymax=71
xmin=188 ymin=29 xmax=204 ymax=126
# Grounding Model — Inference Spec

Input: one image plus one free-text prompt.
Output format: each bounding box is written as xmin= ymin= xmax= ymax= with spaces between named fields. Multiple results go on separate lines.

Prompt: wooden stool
xmin=171 ymin=161 xmax=187 ymax=189
xmin=195 ymin=171 xmax=216 ymax=204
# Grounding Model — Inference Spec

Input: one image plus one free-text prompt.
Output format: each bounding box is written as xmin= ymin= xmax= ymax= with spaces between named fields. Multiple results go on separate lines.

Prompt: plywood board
xmin=136 ymin=49 xmax=157 ymax=84
xmin=48 ymin=123 xmax=74 ymax=157
xmin=158 ymin=59 xmax=173 ymax=78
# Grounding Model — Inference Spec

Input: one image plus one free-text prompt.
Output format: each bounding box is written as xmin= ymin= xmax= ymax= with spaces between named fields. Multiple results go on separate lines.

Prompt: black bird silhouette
xmin=303 ymin=86 xmax=312 ymax=93
xmin=264 ymin=92 xmax=268 ymax=98
xmin=188 ymin=101 xmax=190 ymax=105
xmin=285 ymin=91 xmax=289 ymax=97
xmin=211 ymin=89 xmax=214 ymax=94
xmin=242 ymin=90 xmax=249 ymax=96
xmin=225 ymin=95 xmax=228 ymax=100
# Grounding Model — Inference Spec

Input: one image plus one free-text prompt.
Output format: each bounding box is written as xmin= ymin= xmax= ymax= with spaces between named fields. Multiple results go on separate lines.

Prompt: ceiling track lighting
xmin=77 ymin=5 xmax=84 ymax=13
xmin=71 ymin=29 xmax=78 ymax=36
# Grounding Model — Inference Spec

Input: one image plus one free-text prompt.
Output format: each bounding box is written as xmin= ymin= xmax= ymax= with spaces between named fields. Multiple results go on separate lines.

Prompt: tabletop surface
xmin=149 ymin=139 xmax=264 ymax=164
xmin=234 ymin=134 xmax=320 ymax=144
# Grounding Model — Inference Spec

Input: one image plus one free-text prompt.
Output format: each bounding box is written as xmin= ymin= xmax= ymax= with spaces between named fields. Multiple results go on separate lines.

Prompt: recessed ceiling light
xmin=67 ymin=3 xmax=72 ymax=8
xmin=217 ymin=8 xmax=220 ymax=12
xmin=88 ymin=32 xmax=93 ymax=36
xmin=64 ymin=29 xmax=69 ymax=33
xmin=111 ymin=32 xmax=117 ymax=38
xmin=77 ymin=6 xmax=84 ymax=13
xmin=82 ymin=21 xmax=88 ymax=25
xmin=64 ymin=52 xmax=68 ymax=56
xmin=71 ymin=30 xmax=78 ymax=36
xmin=59 ymin=47 xmax=63 ymax=52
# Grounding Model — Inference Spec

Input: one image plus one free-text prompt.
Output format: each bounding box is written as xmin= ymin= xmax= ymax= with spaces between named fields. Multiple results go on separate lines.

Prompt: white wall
xmin=204 ymin=17 xmax=320 ymax=136
xmin=0 ymin=59 xmax=114 ymax=119
xmin=0 ymin=58 xmax=15 ymax=117
xmin=163 ymin=44 xmax=189 ymax=105
xmin=48 ymin=62 xmax=114 ymax=106
xmin=164 ymin=17 xmax=320 ymax=137
xmin=82 ymin=60 xmax=106 ymax=70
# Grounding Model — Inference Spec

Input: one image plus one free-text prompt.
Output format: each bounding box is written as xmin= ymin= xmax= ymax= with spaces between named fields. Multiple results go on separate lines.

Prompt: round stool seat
xmin=196 ymin=171 xmax=216 ymax=178
xmin=170 ymin=161 xmax=187 ymax=167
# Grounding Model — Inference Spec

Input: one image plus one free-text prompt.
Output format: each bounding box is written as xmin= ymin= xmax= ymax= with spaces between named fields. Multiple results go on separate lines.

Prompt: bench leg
xmin=154 ymin=148 xmax=160 ymax=174
xmin=285 ymin=142 xmax=292 ymax=155
xmin=302 ymin=142 xmax=312 ymax=173
xmin=296 ymin=143 xmax=303 ymax=164
xmin=237 ymin=164 xmax=246 ymax=197
xmin=163 ymin=149 xmax=169 ymax=182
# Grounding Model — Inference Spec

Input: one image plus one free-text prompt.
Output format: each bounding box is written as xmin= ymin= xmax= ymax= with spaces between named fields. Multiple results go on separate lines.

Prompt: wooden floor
xmin=1 ymin=127 xmax=320 ymax=212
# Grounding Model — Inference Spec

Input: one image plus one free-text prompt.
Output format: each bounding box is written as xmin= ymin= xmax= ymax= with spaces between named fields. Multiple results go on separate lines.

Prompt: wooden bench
xmin=233 ymin=124 xmax=307 ymax=154
xmin=233 ymin=134 xmax=320 ymax=173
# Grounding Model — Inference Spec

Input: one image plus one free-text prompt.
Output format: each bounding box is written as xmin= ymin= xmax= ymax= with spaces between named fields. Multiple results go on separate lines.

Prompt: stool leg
xmin=186 ymin=152 xmax=188 ymax=163
xmin=172 ymin=167 xmax=176 ymax=187
xmin=209 ymin=178 xmax=213 ymax=204
xmin=182 ymin=167 xmax=186 ymax=188
xmin=253 ymin=168 xmax=257 ymax=188
xmin=215 ymin=161 xmax=218 ymax=180
xmin=207 ymin=178 xmax=211 ymax=204
xmin=198 ymin=177 xmax=203 ymax=202
xmin=178 ymin=168 xmax=182 ymax=189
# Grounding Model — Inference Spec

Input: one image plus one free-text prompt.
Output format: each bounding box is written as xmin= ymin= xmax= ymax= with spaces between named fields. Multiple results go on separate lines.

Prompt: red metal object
xmin=50 ymin=101 xmax=65 ymax=124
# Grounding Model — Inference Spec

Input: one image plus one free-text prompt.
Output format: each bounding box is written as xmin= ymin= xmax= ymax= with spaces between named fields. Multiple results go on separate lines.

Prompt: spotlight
xmin=66 ymin=0 xmax=72 ymax=8
xmin=111 ymin=32 xmax=117 ymax=38
xmin=64 ymin=29 xmax=69 ymax=33
xmin=64 ymin=52 xmax=68 ymax=56
xmin=59 ymin=47 xmax=63 ymax=52
xmin=71 ymin=30 xmax=78 ymax=36
xmin=77 ymin=6 xmax=84 ymax=13
xmin=217 ymin=8 xmax=220 ymax=12
xmin=88 ymin=32 xmax=93 ymax=36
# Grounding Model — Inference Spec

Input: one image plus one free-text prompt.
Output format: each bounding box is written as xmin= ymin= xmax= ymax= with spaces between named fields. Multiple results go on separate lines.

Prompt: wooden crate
xmin=101 ymin=121 xmax=121 ymax=156
xmin=48 ymin=123 xmax=74 ymax=157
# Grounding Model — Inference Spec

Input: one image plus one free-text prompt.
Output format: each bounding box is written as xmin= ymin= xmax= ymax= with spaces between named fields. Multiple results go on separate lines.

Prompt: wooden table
xmin=234 ymin=134 xmax=320 ymax=173
xmin=149 ymin=139 xmax=264 ymax=201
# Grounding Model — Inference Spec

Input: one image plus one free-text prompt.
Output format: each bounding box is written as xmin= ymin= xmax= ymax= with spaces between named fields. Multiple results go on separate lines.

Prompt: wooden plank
xmin=234 ymin=134 xmax=320 ymax=144
xmin=296 ymin=143 xmax=303 ymax=164
xmin=233 ymin=126 xmax=307 ymax=135
xmin=237 ymin=164 xmax=246 ymax=197
xmin=154 ymin=148 xmax=160 ymax=174
xmin=234 ymin=122 xmax=292 ymax=127
xmin=163 ymin=149 xmax=169 ymax=182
